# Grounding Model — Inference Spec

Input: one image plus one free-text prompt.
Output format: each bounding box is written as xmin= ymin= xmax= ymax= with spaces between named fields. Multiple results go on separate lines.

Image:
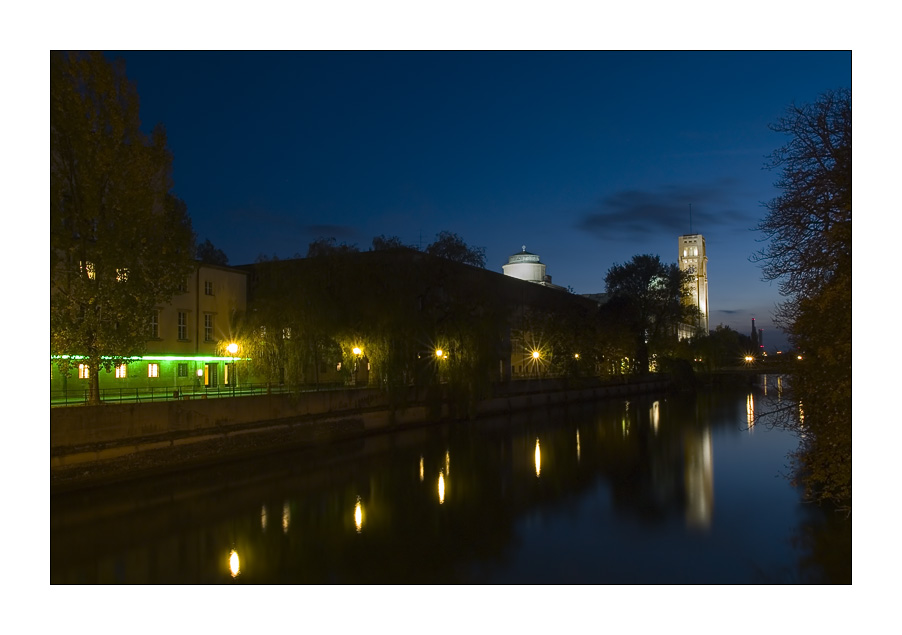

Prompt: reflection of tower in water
xmin=684 ymin=426 xmax=714 ymax=529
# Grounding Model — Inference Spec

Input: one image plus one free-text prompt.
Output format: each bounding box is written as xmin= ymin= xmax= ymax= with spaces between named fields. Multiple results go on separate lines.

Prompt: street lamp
xmin=227 ymin=342 xmax=238 ymax=396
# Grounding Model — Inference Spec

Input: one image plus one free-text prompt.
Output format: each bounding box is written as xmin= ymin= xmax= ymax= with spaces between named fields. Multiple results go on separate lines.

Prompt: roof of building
xmin=505 ymin=245 xmax=542 ymax=265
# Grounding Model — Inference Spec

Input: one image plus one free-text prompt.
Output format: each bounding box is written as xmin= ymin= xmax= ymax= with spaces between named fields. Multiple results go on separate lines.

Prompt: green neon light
xmin=52 ymin=355 xmax=250 ymax=362
xmin=140 ymin=355 xmax=249 ymax=362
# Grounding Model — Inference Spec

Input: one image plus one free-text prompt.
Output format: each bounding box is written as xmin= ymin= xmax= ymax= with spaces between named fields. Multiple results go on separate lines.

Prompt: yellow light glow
xmin=229 ymin=549 xmax=240 ymax=577
xmin=576 ymin=429 xmax=581 ymax=462
xmin=535 ymin=438 xmax=541 ymax=477
xmin=797 ymin=355 xmax=803 ymax=360
xmin=282 ymin=501 xmax=290 ymax=534
xmin=261 ymin=505 xmax=267 ymax=531
xmin=227 ymin=342 xmax=238 ymax=355
xmin=419 ymin=455 xmax=424 ymax=482
xmin=532 ymin=351 xmax=540 ymax=359
xmin=745 ymin=356 xmax=754 ymax=363
xmin=435 ymin=349 xmax=444 ymax=358
xmin=196 ymin=369 xmax=204 ymax=377
xmin=445 ymin=450 xmax=450 ymax=475
xmin=353 ymin=347 xmax=362 ymax=356
xmin=574 ymin=353 xmax=580 ymax=359
xmin=438 ymin=472 xmax=445 ymax=504
xmin=747 ymin=394 xmax=755 ymax=429
xmin=355 ymin=499 xmax=363 ymax=533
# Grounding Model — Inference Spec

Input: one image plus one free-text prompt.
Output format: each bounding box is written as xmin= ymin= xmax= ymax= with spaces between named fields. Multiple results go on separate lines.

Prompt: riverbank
xmin=51 ymin=376 xmax=669 ymax=492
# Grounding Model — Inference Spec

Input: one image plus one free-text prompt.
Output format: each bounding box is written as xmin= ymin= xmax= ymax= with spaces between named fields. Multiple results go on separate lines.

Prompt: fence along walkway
xmin=50 ymin=382 xmax=355 ymax=406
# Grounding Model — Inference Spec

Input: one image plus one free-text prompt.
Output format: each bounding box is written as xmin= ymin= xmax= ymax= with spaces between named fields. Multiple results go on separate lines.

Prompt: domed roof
xmin=507 ymin=245 xmax=541 ymax=264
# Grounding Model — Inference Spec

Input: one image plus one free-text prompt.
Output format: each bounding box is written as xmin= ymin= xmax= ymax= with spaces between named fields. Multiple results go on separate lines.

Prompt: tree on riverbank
xmin=51 ymin=52 xmax=195 ymax=404
xmin=754 ymin=88 xmax=852 ymax=511
xmin=603 ymin=254 xmax=692 ymax=374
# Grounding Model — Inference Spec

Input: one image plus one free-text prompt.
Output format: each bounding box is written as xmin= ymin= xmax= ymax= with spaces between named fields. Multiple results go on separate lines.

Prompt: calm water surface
xmin=50 ymin=383 xmax=851 ymax=583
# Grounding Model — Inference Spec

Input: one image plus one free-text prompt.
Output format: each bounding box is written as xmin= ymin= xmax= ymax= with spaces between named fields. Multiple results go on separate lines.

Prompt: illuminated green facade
xmin=51 ymin=263 xmax=249 ymax=401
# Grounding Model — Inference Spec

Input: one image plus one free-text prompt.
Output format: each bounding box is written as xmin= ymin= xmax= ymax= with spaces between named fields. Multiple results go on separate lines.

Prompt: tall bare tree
xmin=754 ymin=88 xmax=852 ymax=510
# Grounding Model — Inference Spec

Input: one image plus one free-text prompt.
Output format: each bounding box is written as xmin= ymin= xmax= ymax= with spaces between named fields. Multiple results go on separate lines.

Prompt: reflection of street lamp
xmin=229 ymin=549 xmax=240 ymax=578
xmin=227 ymin=342 xmax=238 ymax=396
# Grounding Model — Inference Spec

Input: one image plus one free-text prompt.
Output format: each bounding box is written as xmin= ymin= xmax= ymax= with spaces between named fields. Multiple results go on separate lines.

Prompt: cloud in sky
xmin=575 ymin=179 xmax=753 ymax=241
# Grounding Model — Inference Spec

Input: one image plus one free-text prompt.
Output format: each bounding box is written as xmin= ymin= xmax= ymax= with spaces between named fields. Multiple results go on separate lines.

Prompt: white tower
xmin=678 ymin=234 xmax=709 ymax=336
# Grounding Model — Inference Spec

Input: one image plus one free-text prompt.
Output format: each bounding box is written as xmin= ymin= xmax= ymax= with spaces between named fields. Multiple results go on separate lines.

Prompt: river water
xmin=50 ymin=381 xmax=851 ymax=584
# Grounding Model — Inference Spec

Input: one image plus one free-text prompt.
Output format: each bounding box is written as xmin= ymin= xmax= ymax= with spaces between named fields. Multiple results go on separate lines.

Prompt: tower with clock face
xmin=678 ymin=234 xmax=709 ymax=337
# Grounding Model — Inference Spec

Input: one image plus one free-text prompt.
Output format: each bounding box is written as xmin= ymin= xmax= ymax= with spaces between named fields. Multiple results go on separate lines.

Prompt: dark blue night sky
xmin=105 ymin=50 xmax=851 ymax=350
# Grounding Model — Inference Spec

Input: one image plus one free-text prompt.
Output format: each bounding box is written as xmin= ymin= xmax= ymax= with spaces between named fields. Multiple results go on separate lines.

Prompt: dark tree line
xmin=238 ymin=245 xmax=503 ymax=417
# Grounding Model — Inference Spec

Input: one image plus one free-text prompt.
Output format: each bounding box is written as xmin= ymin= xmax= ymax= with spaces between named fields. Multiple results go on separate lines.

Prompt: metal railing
xmin=50 ymin=381 xmax=353 ymax=406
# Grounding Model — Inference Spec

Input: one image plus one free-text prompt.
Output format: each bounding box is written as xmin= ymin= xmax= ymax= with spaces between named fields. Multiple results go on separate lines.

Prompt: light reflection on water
xmin=50 ymin=384 xmax=850 ymax=584
xmin=354 ymin=498 xmax=363 ymax=533
xmin=534 ymin=438 xmax=541 ymax=477
xmin=229 ymin=549 xmax=240 ymax=578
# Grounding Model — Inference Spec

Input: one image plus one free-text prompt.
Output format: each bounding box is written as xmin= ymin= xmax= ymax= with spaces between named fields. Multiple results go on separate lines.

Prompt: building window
xmin=178 ymin=312 xmax=188 ymax=340
xmin=148 ymin=363 xmax=160 ymax=378
xmin=150 ymin=310 xmax=159 ymax=338
xmin=178 ymin=278 xmax=188 ymax=293
xmin=204 ymin=363 xmax=218 ymax=387
xmin=177 ymin=363 xmax=188 ymax=378
xmin=224 ymin=363 xmax=235 ymax=386
xmin=205 ymin=281 xmax=214 ymax=295
xmin=79 ymin=261 xmax=95 ymax=280
xmin=115 ymin=364 xmax=127 ymax=378
xmin=78 ymin=363 xmax=90 ymax=379
xmin=204 ymin=314 xmax=214 ymax=341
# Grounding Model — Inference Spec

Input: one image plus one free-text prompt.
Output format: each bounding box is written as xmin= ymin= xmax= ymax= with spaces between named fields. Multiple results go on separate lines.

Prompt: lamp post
xmin=352 ymin=347 xmax=362 ymax=386
xmin=227 ymin=342 xmax=238 ymax=396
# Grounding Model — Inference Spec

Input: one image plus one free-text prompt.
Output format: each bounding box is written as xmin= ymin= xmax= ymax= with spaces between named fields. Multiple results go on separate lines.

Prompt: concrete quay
xmin=51 ymin=377 xmax=668 ymax=490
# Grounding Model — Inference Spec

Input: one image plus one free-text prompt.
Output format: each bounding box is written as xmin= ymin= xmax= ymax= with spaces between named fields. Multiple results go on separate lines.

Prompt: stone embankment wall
xmin=51 ymin=378 xmax=668 ymax=471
